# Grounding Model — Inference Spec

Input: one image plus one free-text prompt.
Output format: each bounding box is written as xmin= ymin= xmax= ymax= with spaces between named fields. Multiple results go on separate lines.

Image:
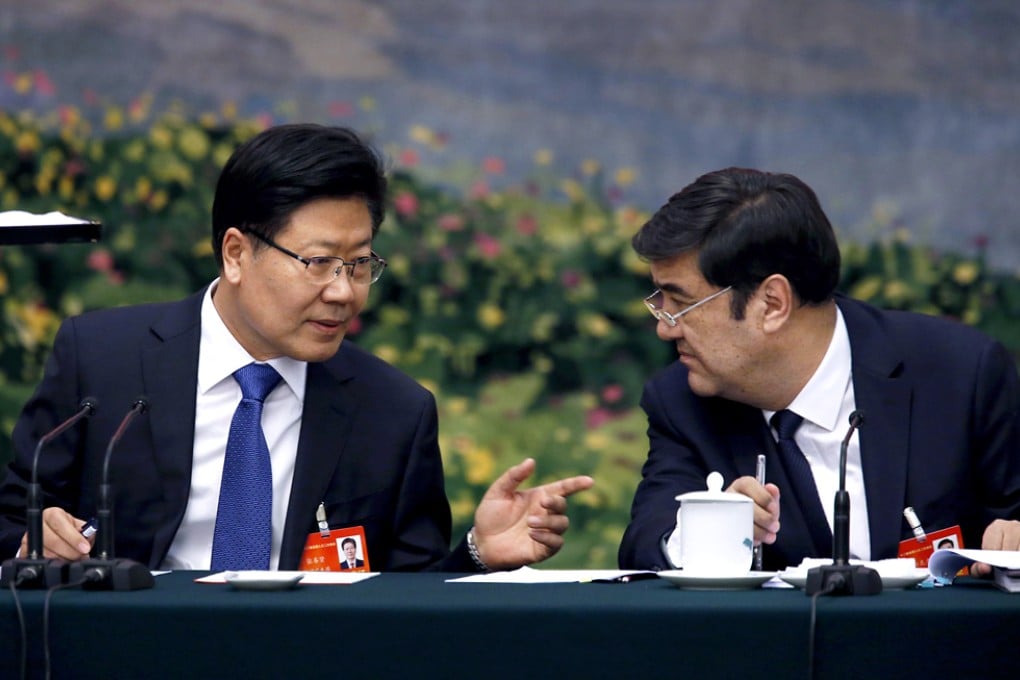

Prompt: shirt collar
xmin=198 ymin=279 xmax=307 ymax=401
xmin=764 ymin=306 xmax=851 ymax=433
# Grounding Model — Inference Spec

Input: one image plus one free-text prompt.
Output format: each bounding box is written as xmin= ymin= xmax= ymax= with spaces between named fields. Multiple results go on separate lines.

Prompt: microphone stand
xmin=68 ymin=397 xmax=155 ymax=591
xmin=1 ymin=398 xmax=98 ymax=589
xmin=805 ymin=411 xmax=882 ymax=596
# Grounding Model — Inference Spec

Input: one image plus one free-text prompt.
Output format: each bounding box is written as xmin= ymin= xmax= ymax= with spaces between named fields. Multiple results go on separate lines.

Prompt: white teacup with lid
xmin=675 ymin=471 xmax=754 ymax=576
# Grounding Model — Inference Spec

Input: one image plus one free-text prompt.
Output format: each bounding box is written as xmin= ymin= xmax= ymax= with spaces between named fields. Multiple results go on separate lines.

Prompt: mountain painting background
xmin=3 ymin=0 xmax=1018 ymax=268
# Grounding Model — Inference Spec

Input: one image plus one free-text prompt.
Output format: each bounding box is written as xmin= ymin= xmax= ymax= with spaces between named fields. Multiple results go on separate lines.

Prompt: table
xmin=2 ymin=571 xmax=1019 ymax=679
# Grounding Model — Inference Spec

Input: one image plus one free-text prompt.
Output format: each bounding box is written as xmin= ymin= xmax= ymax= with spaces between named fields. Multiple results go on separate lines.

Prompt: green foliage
xmin=1 ymin=111 xmax=1018 ymax=568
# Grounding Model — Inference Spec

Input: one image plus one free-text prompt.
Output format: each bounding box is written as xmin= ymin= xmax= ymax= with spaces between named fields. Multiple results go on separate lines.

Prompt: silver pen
xmin=753 ymin=453 xmax=766 ymax=571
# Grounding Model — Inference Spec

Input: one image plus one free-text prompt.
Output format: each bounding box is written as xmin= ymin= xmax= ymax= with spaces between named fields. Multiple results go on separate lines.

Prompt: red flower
xmin=398 ymin=148 xmax=420 ymax=167
xmin=561 ymin=270 xmax=581 ymax=288
xmin=393 ymin=191 xmax=419 ymax=218
xmin=474 ymin=233 xmax=501 ymax=259
xmin=469 ymin=180 xmax=490 ymax=200
xmin=516 ymin=214 xmax=538 ymax=236
xmin=586 ymin=408 xmax=613 ymax=429
xmin=437 ymin=213 xmax=464 ymax=232
xmin=482 ymin=156 xmax=505 ymax=175
xmin=87 ymin=249 xmax=114 ymax=272
xmin=328 ymin=101 xmax=354 ymax=117
xmin=33 ymin=70 xmax=56 ymax=96
xmin=601 ymin=384 xmax=624 ymax=404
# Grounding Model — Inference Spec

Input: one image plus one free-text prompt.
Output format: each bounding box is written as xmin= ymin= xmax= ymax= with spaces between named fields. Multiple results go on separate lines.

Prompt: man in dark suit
xmin=0 ymin=124 xmax=592 ymax=573
xmin=618 ymin=167 xmax=1020 ymax=574
xmin=338 ymin=538 xmax=365 ymax=570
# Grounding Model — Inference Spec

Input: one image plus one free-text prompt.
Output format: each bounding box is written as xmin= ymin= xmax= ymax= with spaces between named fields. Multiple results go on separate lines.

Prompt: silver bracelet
xmin=466 ymin=528 xmax=491 ymax=572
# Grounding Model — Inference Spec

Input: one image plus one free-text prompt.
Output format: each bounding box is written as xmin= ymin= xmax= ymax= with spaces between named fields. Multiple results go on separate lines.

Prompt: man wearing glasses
xmin=618 ymin=167 xmax=1020 ymax=574
xmin=0 ymin=124 xmax=592 ymax=573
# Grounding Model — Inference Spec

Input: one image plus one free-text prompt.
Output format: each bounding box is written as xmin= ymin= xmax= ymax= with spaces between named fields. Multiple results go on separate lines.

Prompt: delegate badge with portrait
xmin=898 ymin=524 xmax=965 ymax=569
xmin=299 ymin=503 xmax=371 ymax=572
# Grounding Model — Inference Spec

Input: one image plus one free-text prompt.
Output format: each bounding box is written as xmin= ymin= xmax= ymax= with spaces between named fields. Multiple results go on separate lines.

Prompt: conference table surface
xmin=2 ymin=569 xmax=1019 ymax=679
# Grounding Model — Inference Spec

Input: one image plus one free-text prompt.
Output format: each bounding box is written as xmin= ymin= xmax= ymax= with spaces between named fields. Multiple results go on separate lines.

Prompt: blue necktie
xmin=770 ymin=410 xmax=832 ymax=555
xmin=211 ymin=363 xmax=282 ymax=571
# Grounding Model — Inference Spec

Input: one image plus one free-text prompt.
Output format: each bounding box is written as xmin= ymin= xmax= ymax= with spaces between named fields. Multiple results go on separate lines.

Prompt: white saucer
xmin=658 ymin=570 xmax=776 ymax=590
xmin=223 ymin=570 xmax=304 ymax=591
xmin=778 ymin=568 xmax=929 ymax=590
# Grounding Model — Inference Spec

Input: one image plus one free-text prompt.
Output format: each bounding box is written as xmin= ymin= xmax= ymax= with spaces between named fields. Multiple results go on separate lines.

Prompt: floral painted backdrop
xmin=2 ymin=1 xmax=1019 ymax=567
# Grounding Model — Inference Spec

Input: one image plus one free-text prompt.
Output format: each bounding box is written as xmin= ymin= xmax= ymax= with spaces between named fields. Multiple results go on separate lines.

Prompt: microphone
xmin=68 ymin=397 xmax=155 ymax=591
xmin=1 ymin=397 xmax=98 ymax=588
xmin=805 ymin=410 xmax=882 ymax=596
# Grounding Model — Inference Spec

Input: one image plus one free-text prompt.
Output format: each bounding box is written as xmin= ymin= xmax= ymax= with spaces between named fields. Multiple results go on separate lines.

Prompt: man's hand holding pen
xmin=727 ymin=476 xmax=781 ymax=549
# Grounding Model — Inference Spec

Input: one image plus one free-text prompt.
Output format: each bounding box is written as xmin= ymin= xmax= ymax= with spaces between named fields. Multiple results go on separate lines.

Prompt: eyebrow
xmin=656 ymin=282 xmax=695 ymax=299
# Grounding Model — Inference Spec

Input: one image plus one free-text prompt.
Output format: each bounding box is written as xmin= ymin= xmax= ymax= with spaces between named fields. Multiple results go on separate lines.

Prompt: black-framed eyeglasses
xmin=245 ymin=230 xmax=387 ymax=286
xmin=644 ymin=286 xmax=732 ymax=327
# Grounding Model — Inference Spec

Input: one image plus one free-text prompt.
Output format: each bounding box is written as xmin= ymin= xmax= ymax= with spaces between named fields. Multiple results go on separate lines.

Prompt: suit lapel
xmin=279 ymin=354 xmax=359 ymax=568
xmin=141 ymin=291 xmax=204 ymax=566
xmin=838 ymin=298 xmax=912 ymax=560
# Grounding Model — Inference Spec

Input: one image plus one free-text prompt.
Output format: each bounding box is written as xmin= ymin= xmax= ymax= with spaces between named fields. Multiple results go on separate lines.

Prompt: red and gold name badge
xmin=898 ymin=524 xmax=965 ymax=570
xmin=299 ymin=504 xmax=371 ymax=572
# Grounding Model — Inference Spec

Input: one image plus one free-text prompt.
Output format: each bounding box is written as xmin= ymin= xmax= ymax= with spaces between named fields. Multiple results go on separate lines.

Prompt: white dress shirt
xmin=666 ymin=307 xmax=870 ymax=565
xmin=161 ymin=280 xmax=306 ymax=570
xmin=762 ymin=308 xmax=871 ymax=560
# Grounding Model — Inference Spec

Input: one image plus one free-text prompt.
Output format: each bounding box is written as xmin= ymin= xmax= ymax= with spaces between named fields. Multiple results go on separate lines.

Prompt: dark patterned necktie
xmin=770 ymin=409 xmax=832 ymax=554
xmin=211 ymin=363 xmax=282 ymax=570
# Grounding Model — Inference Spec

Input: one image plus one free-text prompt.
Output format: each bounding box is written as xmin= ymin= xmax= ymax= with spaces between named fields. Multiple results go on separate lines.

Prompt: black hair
xmin=211 ymin=124 xmax=387 ymax=266
xmin=632 ymin=167 xmax=840 ymax=318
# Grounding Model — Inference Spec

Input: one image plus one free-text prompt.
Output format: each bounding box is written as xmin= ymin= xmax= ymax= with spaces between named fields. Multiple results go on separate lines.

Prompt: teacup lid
xmin=674 ymin=471 xmax=752 ymax=503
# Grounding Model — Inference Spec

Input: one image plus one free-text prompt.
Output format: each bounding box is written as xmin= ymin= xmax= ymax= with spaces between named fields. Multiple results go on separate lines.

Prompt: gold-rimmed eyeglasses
xmin=246 ymin=230 xmax=387 ymax=286
xmin=644 ymin=286 xmax=732 ymax=327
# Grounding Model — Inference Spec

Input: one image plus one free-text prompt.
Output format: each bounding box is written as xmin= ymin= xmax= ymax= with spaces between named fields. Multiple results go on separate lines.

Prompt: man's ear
xmin=759 ymin=274 xmax=795 ymax=334
xmin=220 ymin=227 xmax=248 ymax=284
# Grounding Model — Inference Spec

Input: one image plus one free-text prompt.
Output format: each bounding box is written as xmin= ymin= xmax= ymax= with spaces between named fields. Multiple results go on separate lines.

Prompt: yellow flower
xmin=192 ymin=239 xmax=214 ymax=257
xmin=15 ymin=130 xmax=40 ymax=154
xmin=445 ymin=397 xmax=469 ymax=416
xmin=850 ymin=276 xmax=882 ymax=301
xmin=178 ymin=127 xmax=211 ymax=161
xmin=584 ymin=432 xmax=610 ymax=451
xmin=477 ymin=303 xmax=505 ymax=330
xmin=124 ymin=139 xmax=146 ymax=163
xmin=883 ymin=280 xmax=911 ymax=305
xmin=104 ymin=107 xmax=124 ymax=131
xmin=198 ymin=112 xmax=218 ymax=129
xmin=409 ymin=125 xmax=435 ymax=145
xmin=14 ymin=302 xmax=59 ymax=348
xmin=581 ymin=158 xmax=601 ymax=176
xmin=614 ymin=167 xmax=638 ymax=186
xmin=149 ymin=189 xmax=169 ymax=211
xmin=94 ymin=175 xmax=117 ymax=202
xmin=578 ymin=312 xmax=612 ymax=338
xmin=462 ymin=444 xmax=495 ymax=485
xmin=221 ymin=101 xmax=238 ymax=121
xmin=374 ymin=345 xmax=400 ymax=364
xmin=58 ymin=176 xmax=74 ymax=200
xmin=359 ymin=96 xmax=377 ymax=111
xmin=560 ymin=178 xmax=584 ymax=202
xmin=952 ymin=261 xmax=979 ymax=286
xmin=533 ymin=149 xmax=553 ymax=166
xmin=14 ymin=73 xmax=32 ymax=94
xmin=149 ymin=125 xmax=173 ymax=149
xmin=0 ymin=270 xmax=8 ymax=295
xmin=135 ymin=177 xmax=153 ymax=201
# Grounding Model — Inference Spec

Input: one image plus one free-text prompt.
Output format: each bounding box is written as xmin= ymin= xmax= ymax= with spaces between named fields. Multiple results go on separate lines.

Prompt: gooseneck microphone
xmin=68 ymin=397 xmax=155 ymax=591
xmin=805 ymin=410 xmax=882 ymax=596
xmin=1 ymin=397 xmax=98 ymax=588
